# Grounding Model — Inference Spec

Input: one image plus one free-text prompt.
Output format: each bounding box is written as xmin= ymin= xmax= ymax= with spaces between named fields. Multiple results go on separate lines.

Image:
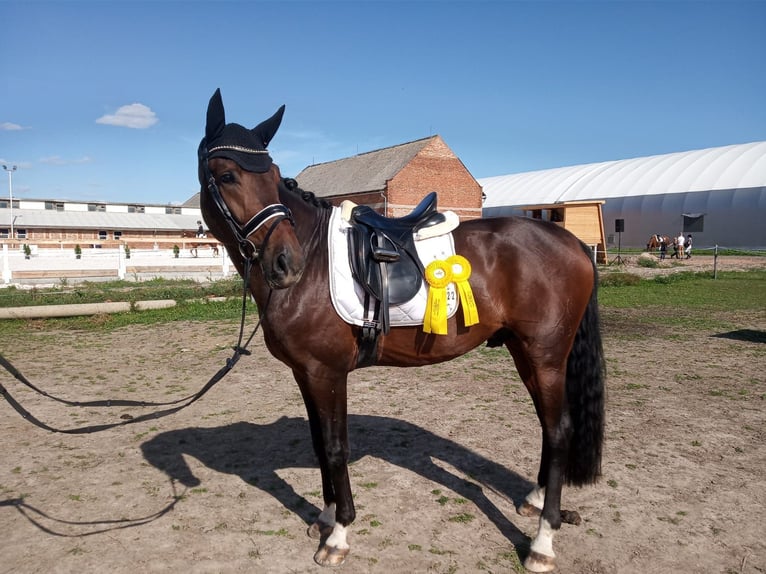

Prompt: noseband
xmin=199 ymin=147 xmax=294 ymax=261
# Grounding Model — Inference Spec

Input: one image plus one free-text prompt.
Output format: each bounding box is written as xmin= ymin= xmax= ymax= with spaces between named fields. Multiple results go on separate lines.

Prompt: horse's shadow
xmin=141 ymin=415 xmax=534 ymax=547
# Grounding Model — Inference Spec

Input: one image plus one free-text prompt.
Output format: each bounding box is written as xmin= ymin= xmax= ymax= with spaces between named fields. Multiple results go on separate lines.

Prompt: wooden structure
xmin=516 ymin=200 xmax=607 ymax=263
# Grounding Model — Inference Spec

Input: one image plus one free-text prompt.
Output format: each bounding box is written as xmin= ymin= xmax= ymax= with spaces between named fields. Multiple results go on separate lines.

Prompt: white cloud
xmin=1 ymin=122 xmax=26 ymax=131
xmin=96 ymin=103 xmax=158 ymax=129
xmin=40 ymin=155 xmax=93 ymax=166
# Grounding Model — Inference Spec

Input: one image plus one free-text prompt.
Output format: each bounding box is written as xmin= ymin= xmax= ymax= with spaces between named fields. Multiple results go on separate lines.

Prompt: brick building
xmin=295 ymin=136 xmax=483 ymax=220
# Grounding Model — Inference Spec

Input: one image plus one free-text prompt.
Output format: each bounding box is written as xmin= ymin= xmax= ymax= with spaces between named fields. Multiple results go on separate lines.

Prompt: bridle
xmin=198 ymin=144 xmax=294 ymax=262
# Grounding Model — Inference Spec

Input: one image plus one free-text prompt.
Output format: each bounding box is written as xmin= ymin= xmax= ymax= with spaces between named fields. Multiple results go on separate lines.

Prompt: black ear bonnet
xmin=199 ymin=88 xmax=285 ymax=173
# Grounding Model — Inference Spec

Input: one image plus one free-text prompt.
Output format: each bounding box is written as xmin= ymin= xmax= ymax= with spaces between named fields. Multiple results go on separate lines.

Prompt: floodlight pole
xmin=2 ymin=165 xmax=17 ymax=240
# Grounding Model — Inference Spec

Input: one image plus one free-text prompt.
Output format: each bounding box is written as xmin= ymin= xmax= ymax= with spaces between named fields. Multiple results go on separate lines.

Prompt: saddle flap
xmin=348 ymin=226 xmax=422 ymax=305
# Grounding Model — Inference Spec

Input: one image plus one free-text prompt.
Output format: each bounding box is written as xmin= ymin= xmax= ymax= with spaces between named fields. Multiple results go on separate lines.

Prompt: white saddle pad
xmin=327 ymin=206 xmax=458 ymax=327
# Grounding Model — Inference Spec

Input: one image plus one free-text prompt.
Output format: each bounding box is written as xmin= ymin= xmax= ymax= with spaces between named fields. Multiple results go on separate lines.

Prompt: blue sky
xmin=1 ymin=0 xmax=765 ymax=205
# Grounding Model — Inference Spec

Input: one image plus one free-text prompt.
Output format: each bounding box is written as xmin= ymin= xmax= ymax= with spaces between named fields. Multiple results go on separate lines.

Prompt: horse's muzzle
xmin=263 ymin=246 xmax=304 ymax=289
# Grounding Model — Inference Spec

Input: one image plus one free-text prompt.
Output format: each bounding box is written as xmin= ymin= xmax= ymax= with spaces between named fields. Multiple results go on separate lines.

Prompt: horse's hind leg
xmin=509 ymin=346 xmax=571 ymax=573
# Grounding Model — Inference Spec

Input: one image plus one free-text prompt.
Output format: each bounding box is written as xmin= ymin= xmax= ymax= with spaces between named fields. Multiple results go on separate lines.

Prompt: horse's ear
xmin=205 ymin=88 xmax=226 ymax=142
xmin=252 ymin=105 xmax=285 ymax=149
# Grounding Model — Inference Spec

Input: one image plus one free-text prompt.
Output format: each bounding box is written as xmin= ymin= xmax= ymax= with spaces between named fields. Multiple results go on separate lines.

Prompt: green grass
xmin=1 ymin=270 xmax=763 ymax=336
xmin=598 ymin=269 xmax=766 ymax=311
xmin=0 ymin=276 xmax=243 ymax=307
xmin=0 ymin=277 xmax=252 ymax=335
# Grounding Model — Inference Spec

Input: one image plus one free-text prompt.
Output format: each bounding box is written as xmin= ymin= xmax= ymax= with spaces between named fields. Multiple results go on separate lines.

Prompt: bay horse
xmin=197 ymin=89 xmax=605 ymax=572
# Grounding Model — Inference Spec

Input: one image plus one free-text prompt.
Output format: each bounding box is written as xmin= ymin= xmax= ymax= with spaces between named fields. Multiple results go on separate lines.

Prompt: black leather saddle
xmin=348 ymin=192 xmax=446 ymax=335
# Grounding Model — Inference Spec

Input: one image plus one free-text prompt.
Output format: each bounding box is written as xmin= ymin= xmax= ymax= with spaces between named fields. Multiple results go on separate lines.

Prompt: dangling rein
xmin=423 ymin=254 xmax=479 ymax=335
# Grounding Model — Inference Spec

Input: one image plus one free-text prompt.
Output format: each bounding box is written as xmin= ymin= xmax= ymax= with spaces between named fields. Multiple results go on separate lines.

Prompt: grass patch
xmin=599 ymin=269 xmax=766 ymax=311
xmin=0 ymin=277 xmax=243 ymax=307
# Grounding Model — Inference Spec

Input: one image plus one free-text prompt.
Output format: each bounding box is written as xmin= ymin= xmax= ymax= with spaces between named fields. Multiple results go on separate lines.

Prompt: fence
xmin=1 ymin=243 xmax=232 ymax=286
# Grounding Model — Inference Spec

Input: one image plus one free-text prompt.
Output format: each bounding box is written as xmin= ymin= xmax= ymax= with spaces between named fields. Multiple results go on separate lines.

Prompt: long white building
xmin=480 ymin=142 xmax=766 ymax=250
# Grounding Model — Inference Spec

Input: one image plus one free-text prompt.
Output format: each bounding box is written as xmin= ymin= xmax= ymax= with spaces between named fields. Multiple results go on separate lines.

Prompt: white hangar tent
xmin=480 ymin=142 xmax=766 ymax=251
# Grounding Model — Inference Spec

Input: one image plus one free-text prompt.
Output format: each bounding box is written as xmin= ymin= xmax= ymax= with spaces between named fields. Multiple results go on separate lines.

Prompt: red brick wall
xmin=386 ymin=136 xmax=482 ymax=220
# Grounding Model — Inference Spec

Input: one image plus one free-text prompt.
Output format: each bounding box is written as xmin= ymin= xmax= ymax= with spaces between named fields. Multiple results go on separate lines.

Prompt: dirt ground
xmin=1 ymin=255 xmax=764 ymax=573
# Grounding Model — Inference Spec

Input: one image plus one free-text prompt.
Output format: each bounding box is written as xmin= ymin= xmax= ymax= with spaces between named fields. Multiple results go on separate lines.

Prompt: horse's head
xmin=198 ymin=89 xmax=304 ymax=289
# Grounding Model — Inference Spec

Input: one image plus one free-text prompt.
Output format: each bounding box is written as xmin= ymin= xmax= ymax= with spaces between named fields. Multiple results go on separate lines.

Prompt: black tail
xmin=564 ymin=250 xmax=606 ymax=486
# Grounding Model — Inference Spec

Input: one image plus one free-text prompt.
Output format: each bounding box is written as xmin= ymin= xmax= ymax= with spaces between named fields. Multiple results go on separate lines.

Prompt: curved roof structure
xmin=480 ymin=141 xmax=766 ymax=208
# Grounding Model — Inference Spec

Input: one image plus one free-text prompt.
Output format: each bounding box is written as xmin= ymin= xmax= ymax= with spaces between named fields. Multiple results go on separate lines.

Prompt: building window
xmin=16 ymin=229 xmax=27 ymax=239
xmin=113 ymin=231 xmax=122 ymax=240
xmin=98 ymin=230 xmax=107 ymax=240
xmin=0 ymin=199 xmax=19 ymax=209
xmin=45 ymin=201 xmax=54 ymax=210
xmin=0 ymin=228 xmax=8 ymax=238
xmin=88 ymin=203 xmax=106 ymax=212
xmin=128 ymin=205 xmax=145 ymax=213
xmin=165 ymin=206 xmax=181 ymax=215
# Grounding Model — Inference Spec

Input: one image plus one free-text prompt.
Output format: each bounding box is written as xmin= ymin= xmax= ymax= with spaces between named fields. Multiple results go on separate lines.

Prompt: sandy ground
xmin=0 ymin=257 xmax=764 ymax=573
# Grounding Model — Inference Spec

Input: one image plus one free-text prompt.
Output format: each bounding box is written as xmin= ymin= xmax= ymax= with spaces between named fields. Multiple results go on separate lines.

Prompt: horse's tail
xmin=564 ymin=246 xmax=606 ymax=486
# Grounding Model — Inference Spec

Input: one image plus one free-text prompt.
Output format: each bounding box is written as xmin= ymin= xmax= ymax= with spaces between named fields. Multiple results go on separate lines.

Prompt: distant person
xmin=677 ymin=232 xmax=685 ymax=259
xmin=671 ymin=236 xmax=679 ymax=259
xmin=196 ymin=220 xmax=205 ymax=238
xmin=685 ymin=234 xmax=693 ymax=259
xmin=659 ymin=238 xmax=667 ymax=260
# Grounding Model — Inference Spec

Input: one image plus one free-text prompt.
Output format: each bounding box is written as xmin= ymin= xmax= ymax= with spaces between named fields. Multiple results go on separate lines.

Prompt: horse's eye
xmin=220 ymin=172 xmax=235 ymax=185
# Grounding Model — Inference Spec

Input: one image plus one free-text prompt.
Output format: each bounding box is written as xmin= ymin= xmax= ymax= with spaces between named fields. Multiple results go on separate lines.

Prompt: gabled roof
xmin=295 ymin=137 xmax=436 ymax=197
xmin=480 ymin=141 xmax=766 ymax=208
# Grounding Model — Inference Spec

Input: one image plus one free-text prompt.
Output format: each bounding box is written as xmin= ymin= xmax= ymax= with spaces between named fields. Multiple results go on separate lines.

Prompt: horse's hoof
xmin=524 ymin=550 xmax=556 ymax=572
xmin=517 ymin=501 xmax=541 ymax=517
xmin=314 ymin=544 xmax=350 ymax=567
xmin=308 ymin=520 xmax=334 ymax=540
xmin=561 ymin=509 xmax=582 ymax=525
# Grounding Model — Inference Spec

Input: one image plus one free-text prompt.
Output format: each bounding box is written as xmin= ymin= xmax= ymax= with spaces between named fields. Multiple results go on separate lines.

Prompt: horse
xmin=646 ymin=234 xmax=671 ymax=253
xmin=196 ymin=89 xmax=605 ymax=573
xmin=181 ymin=230 xmax=220 ymax=258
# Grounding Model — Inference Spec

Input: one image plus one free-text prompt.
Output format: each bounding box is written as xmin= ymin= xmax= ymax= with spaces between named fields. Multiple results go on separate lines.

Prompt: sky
xmin=1 ymin=0 xmax=765 ymax=206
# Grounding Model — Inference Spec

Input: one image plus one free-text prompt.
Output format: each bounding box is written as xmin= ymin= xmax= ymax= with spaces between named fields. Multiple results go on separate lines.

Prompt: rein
xmin=0 ymin=258 xmax=271 ymax=434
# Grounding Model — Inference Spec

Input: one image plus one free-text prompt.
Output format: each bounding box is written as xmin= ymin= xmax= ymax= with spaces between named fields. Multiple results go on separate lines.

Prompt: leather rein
xmin=0 ymin=153 xmax=295 ymax=434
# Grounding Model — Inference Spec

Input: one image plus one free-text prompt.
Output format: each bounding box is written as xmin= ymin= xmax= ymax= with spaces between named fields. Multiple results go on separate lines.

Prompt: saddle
xmin=347 ymin=192 xmax=448 ymax=335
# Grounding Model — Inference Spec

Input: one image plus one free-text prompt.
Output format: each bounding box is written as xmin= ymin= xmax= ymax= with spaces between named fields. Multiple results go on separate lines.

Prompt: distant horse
xmin=196 ymin=89 xmax=605 ymax=572
xmin=181 ymin=230 xmax=220 ymax=258
xmin=646 ymin=234 xmax=671 ymax=253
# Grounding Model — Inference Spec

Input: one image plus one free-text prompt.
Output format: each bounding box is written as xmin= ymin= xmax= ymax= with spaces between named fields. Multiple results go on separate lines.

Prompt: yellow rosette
xmin=423 ymin=259 xmax=452 ymax=335
xmin=447 ymin=254 xmax=479 ymax=327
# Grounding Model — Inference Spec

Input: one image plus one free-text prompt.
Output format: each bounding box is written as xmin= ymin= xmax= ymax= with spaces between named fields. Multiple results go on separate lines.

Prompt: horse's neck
xmin=280 ymin=189 xmax=331 ymax=257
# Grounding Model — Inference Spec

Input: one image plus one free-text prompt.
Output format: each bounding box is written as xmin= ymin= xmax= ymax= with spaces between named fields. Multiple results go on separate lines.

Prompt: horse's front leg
xmin=295 ymin=370 xmax=355 ymax=567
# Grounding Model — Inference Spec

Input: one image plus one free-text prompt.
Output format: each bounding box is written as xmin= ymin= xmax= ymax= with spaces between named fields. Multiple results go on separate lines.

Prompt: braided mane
xmin=282 ymin=178 xmax=333 ymax=210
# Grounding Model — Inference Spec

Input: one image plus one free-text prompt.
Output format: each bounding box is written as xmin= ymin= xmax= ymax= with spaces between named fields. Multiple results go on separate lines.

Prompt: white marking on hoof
xmin=525 ymin=485 xmax=546 ymax=510
xmin=314 ymin=523 xmax=350 ymax=567
xmin=308 ymin=504 xmax=336 ymax=539
xmin=524 ymin=550 xmax=557 ymax=572
xmin=527 ymin=517 xmax=556 ymax=572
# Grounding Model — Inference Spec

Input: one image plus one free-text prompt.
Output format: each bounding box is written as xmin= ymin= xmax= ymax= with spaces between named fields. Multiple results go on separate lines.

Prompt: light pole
xmin=2 ymin=165 xmax=17 ymax=240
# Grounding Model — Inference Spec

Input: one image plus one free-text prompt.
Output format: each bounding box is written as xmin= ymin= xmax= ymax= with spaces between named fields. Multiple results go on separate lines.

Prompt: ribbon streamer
xmin=447 ymin=254 xmax=480 ymax=327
